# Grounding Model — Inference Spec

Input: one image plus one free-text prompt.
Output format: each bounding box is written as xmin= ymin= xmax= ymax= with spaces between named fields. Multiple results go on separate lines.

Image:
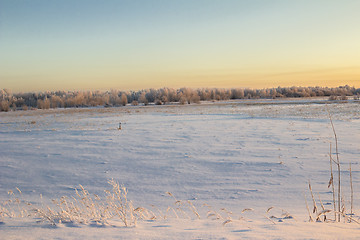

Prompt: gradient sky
xmin=0 ymin=0 xmax=359 ymax=92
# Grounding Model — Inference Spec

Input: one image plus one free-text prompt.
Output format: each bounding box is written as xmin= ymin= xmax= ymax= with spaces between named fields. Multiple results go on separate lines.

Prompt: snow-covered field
xmin=1 ymin=99 xmax=360 ymax=239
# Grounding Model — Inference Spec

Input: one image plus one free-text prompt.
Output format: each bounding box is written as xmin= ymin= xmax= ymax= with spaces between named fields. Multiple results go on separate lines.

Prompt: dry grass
xmin=305 ymin=109 xmax=358 ymax=224
xmin=1 ymin=179 xmax=152 ymax=227
xmin=1 ymin=184 xmax=296 ymax=229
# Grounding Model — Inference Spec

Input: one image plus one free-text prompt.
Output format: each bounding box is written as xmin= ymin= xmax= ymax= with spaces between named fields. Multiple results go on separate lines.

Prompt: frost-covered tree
xmin=0 ymin=100 xmax=10 ymax=112
xmin=37 ymin=98 xmax=50 ymax=109
xmin=0 ymin=86 xmax=359 ymax=111
xmin=139 ymin=92 xmax=148 ymax=105
xmin=50 ymin=95 xmax=64 ymax=108
xmin=120 ymin=93 xmax=128 ymax=106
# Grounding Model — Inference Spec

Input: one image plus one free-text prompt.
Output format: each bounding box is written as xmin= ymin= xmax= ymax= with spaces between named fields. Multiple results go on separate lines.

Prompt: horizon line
xmin=2 ymin=84 xmax=360 ymax=95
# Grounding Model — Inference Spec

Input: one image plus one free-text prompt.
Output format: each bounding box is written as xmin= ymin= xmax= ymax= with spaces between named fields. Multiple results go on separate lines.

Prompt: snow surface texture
xmin=1 ymin=100 xmax=360 ymax=239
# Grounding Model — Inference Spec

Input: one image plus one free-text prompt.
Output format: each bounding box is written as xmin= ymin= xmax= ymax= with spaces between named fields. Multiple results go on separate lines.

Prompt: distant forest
xmin=1 ymin=85 xmax=359 ymax=111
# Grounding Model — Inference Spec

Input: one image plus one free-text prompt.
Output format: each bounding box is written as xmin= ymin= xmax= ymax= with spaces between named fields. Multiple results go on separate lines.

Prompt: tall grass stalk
xmin=306 ymin=109 xmax=358 ymax=223
xmin=350 ymin=161 xmax=354 ymax=222
xmin=328 ymin=143 xmax=337 ymax=221
xmin=328 ymin=110 xmax=342 ymax=222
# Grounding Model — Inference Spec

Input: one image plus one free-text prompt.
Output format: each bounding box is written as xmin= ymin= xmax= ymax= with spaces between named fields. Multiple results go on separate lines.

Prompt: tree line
xmin=1 ymin=85 xmax=359 ymax=112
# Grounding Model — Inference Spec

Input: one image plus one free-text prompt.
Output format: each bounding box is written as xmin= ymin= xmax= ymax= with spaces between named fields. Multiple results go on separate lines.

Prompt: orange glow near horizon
xmin=3 ymin=68 xmax=359 ymax=93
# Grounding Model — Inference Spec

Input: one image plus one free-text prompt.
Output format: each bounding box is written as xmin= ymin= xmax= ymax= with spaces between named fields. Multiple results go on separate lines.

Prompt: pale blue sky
xmin=0 ymin=0 xmax=359 ymax=92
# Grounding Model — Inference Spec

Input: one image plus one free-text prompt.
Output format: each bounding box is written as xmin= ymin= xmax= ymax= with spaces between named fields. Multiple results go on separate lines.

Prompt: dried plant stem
xmin=328 ymin=111 xmax=341 ymax=222
xmin=304 ymin=193 xmax=314 ymax=222
xmin=318 ymin=195 xmax=326 ymax=221
xmin=334 ymin=210 xmax=360 ymax=224
xmin=329 ymin=143 xmax=337 ymax=221
xmin=264 ymin=215 xmax=276 ymax=225
xmin=350 ymin=161 xmax=353 ymax=222
xmin=308 ymin=181 xmax=318 ymax=219
xmin=187 ymin=201 xmax=200 ymax=219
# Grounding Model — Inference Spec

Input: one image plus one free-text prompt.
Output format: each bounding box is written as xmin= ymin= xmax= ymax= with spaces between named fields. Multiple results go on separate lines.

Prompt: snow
xmin=1 ymin=100 xmax=360 ymax=239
